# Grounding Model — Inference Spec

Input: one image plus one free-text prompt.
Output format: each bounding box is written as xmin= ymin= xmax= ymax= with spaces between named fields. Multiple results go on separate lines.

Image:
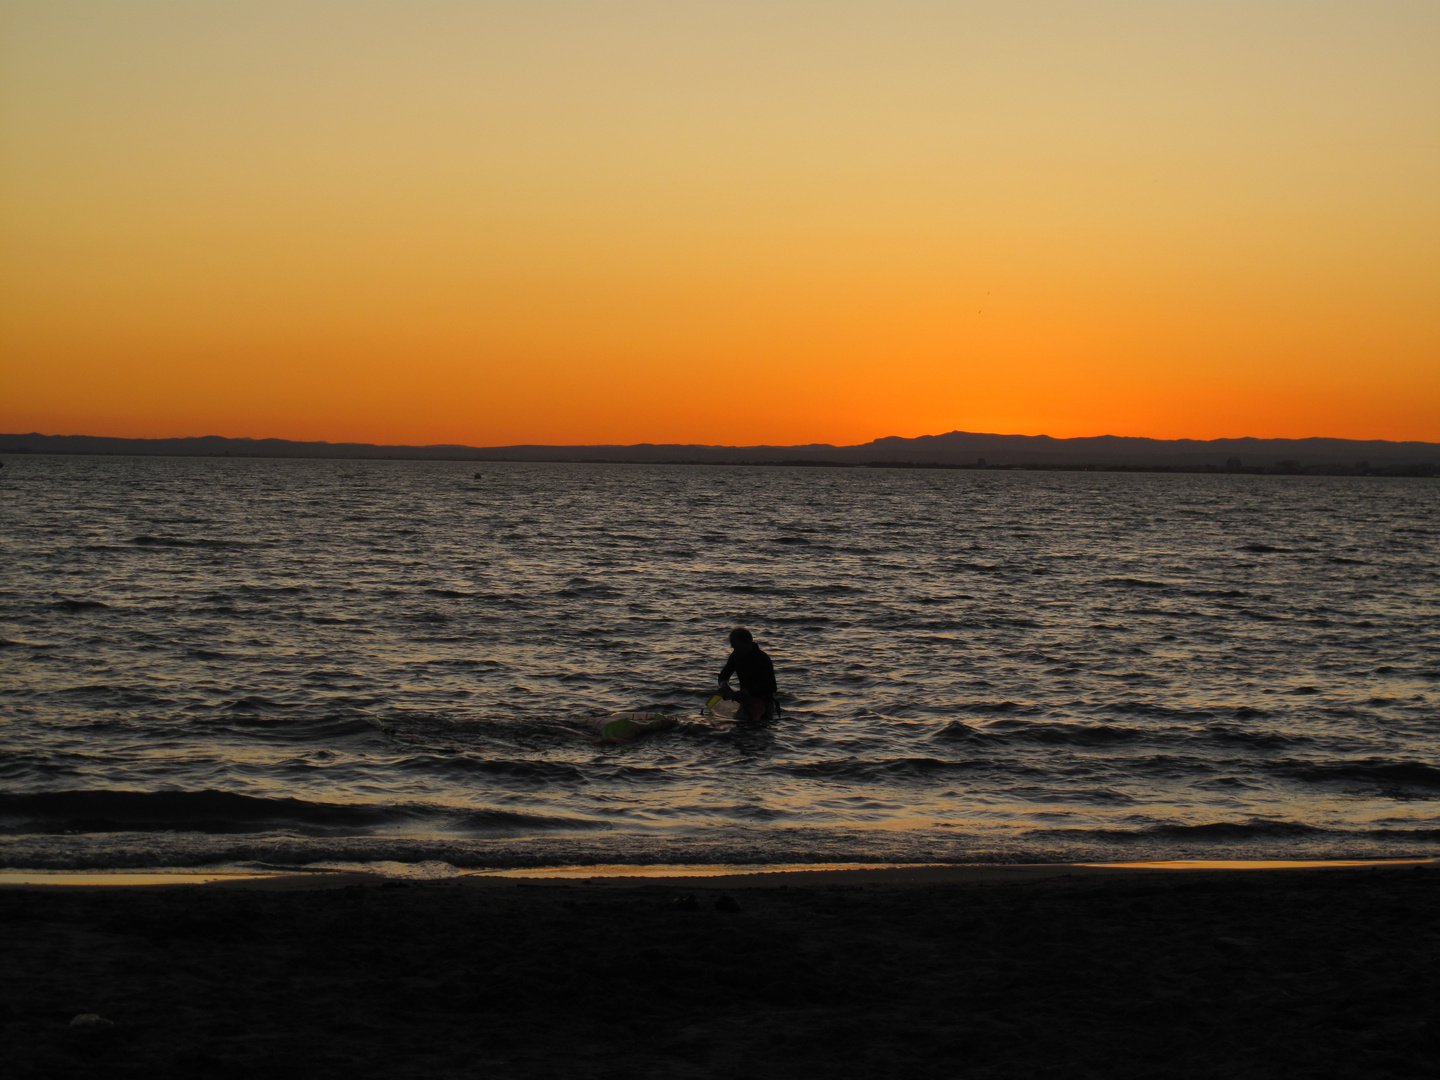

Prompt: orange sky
xmin=2 ymin=1 xmax=1437 ymax=446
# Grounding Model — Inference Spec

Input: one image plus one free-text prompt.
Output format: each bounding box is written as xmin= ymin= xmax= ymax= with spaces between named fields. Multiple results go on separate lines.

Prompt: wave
xmin=949 ymin=700 xmax=1046 ymax=716
xmin=931 ymin=722 xmax=1000 ymax=743
xmin=1272 ymin=759 xmax=1440 ymax=792
xmin=777 ymin=757 xmax=990 ymax=780
xmin=1106 ymin=702 xmax=1219 ymax=723
xmin=1204 ymin=725 xmax=1301 ymax=749
xmin=934 ymin=719 xmax=1147 ymax=746
xmin=932 ymin=715 xmax=1312 ymax=758
xmin=8 ymin=822 xmax=1438 ymax=873
xmin=0 ymin=789 xmax=606 ymax=836
xmin=1027 ymin=819 xmax=1440 ymax=843
xmin=202 ymin=713 xmax=385 ymax=742
xmin=128 ymin=534 xmax=267 ymax=549
xmin=1102 ymin=577 xmax=1174 ymax=589
xmin=1231 ymin=706 xmax=1276 ymax=719
xmin=1010 ymin=721 xmax=1150 ymax=746
xmin=400 ymin=755 xmax=587 ymax=783
xmin=1028 ymin=819 xmax=1332 ymax=840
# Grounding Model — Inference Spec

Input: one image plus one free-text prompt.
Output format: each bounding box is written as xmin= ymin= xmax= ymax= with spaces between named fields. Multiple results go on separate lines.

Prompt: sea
xmin=2 ymin=454 xmax=1437 ymax=876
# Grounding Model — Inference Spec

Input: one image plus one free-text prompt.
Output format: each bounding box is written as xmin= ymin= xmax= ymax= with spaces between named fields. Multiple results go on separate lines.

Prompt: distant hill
xmin=1 ymin=430 xmax=1436 ymax=475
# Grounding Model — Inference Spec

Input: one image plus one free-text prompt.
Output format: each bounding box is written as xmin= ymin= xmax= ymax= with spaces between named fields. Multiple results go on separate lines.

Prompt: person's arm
xmin=717 ymin=650 xmax=737 ymax=687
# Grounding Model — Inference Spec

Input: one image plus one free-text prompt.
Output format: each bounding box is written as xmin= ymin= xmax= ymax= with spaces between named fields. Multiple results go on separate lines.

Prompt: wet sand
xmin=5 ymin=862 xmax=1437 ymax=1078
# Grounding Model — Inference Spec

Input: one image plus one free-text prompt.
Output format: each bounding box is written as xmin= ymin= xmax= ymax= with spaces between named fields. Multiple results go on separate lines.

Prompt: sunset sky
xmin=2 ymin=1 xmax=1437 ymax=447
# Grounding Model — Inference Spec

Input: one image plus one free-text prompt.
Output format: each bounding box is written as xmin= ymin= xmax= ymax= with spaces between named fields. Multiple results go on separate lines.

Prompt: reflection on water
xmin=0 ymin=871 xmax=277 ymax=886
xmin=467 ymin=862 xmax=930 ymax=879
xmin=1081 ymin=858 xmax=1436 ymax=870
xmin=1 ymin=455 xmax=1437 ymax=869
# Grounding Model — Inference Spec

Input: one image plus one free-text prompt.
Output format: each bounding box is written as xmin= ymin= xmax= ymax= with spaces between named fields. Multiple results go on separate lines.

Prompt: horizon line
xmin=7 ymin=429 xmax=1440 ymax=450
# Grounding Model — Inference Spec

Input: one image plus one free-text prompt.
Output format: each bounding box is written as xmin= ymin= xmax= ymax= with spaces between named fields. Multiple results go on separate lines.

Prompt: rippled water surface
xmin=2 ymin=455 xmax=1437 ymax=870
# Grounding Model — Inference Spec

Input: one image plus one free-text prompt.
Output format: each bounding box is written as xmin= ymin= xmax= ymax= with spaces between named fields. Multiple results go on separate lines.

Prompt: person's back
xmin=717 ymin=627 xmax=778 ymax=721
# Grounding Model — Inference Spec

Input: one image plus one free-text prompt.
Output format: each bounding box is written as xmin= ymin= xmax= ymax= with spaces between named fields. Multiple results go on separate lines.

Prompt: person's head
xmin=729 ymin=627 xmax=754 ymax=652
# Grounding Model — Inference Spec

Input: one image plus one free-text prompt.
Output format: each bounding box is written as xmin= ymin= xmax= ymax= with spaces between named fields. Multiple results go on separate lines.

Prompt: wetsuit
xmin=718 ymin=646 xmax=778 ymax=719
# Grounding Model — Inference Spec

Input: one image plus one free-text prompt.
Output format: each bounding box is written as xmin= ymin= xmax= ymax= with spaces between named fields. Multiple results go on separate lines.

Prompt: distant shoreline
xmin=3 ymin=430 xmax=1437 ymax=475
xmin=3 ymin=452 xmax=1434 ymax=477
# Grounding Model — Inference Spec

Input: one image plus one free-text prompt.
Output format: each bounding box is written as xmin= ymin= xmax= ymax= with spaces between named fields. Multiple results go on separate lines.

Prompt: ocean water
xmin=1 ymin=454 xmax=1437 ymax=873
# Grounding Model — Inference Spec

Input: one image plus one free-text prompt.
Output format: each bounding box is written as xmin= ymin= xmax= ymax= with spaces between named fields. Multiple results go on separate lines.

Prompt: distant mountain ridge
xmin=2 ymin=430 xmax=1437 ymax=474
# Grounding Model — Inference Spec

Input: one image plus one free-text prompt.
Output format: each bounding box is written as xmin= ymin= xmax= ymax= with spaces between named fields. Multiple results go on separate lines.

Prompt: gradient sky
xmin=2 ymin=1 xmax=1437 ymax=446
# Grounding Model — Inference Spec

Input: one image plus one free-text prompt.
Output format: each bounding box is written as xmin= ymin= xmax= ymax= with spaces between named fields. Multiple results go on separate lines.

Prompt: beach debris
xmin=671 ymin=894 xmax=699 ymax=911
xmin=713 ymin=895 xmax=742 ymax=913
xmin=69 ymin=1014 xmax=115 ymax=1029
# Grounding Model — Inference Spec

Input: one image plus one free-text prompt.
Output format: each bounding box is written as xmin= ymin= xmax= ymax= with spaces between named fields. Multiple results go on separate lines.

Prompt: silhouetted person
xmin=717 ymin=627 xmax=778 ymax=721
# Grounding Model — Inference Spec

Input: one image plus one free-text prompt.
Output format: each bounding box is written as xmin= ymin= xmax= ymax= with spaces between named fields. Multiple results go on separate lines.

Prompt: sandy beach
xmin=5 ymin=861 xmax=1436 ymax=1079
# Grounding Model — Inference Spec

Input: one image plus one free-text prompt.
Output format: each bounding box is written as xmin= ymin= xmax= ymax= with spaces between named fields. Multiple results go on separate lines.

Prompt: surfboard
xmin=566 ymin=701 xmax=733 ymax=742
xmin=563 ymin=711 xmax=679 ymax=741
xmin=704 ymin=694 xmax=740 ymax=720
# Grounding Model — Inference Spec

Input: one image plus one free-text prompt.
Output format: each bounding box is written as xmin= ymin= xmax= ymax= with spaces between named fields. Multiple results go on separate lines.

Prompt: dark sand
xmin=4 ymin=863 xmax=1437 ymax=1079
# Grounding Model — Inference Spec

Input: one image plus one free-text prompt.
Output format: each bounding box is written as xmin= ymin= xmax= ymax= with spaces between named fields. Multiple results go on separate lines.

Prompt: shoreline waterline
xmin=3 ymin=856 xmax=1434 ymax=888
